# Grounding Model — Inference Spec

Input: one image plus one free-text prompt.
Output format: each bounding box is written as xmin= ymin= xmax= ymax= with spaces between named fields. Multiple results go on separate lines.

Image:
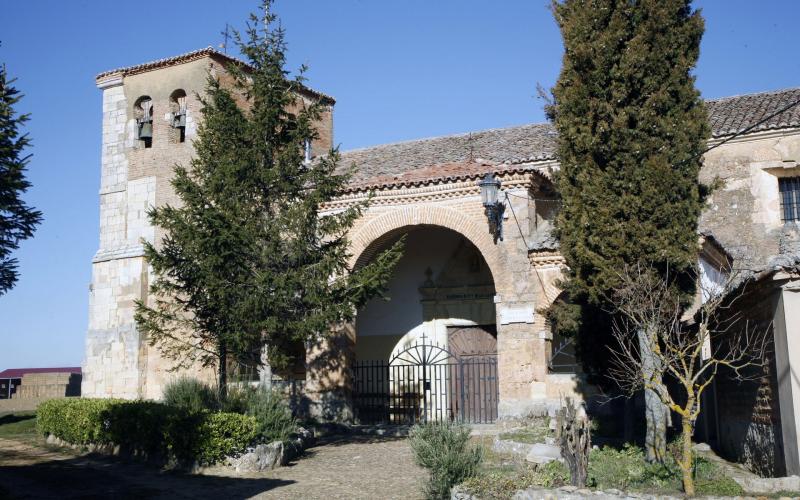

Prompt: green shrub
xmin=536 ymin=460 xmax=570 ymax=488
xmin=588 ymin=444 xmax=682 ymax=491
xmin=193 ymin=412 xmax=259 ymax=464
xmin=244 ymin=386 xmax=297 ymax=444
xmin=588 ymin=444 xmax=743 ymax=495
xmin=104 ymin=400 xmax=175 ymax=456
xmin=36 ymin=398 xmax=258 ymax=466
xmin=409 ymin=421 xmax=483 ymax=500
xmin=588 ymin=444 xmax=650 ymax=490
xmin=219 ymin=384 xmax=252 ymax=414
xmin=37 ymin=398 xmax=118 ymax=444
xmin=162 ymin=377 xmax=218 ymax=413
xmin=38 ymin=398 xmax=177 ymax=456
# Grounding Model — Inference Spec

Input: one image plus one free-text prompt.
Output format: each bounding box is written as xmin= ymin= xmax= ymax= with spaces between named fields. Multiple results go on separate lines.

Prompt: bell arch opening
xmin=351 ymin=225 xmax=499 ymax=423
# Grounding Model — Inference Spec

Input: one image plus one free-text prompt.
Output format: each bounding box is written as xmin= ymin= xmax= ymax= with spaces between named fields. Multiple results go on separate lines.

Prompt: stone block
xmin=228 ymin=442 xmax=284 ymax=472
xmin=525 ymin=443 xmax=562 ymax=464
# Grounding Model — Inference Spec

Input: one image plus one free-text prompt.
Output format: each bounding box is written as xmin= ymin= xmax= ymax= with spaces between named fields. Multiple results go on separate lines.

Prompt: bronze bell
xmin=139 ymin=122 xmax=153 ymax=139
xmin=173 ymin=113 xmax=186 ymax=128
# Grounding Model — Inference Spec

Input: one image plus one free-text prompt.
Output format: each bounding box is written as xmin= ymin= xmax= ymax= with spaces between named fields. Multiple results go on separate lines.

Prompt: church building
xmin=83 ymin=47 xmax=800 ymax=476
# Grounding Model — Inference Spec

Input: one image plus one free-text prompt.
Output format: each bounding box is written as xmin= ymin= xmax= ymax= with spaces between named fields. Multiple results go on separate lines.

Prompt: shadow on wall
xmin=301 ymin=326 xmax=355 ymax=422
xmin=704 ymin=286 xmax=784 ymax=477
xmin=714 ymin=363 xmax=784 ymax=477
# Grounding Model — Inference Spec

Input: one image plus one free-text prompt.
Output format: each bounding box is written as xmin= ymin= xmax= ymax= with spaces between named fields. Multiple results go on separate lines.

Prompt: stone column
xmin=83 ymin=75 xmax=148 ymax=400
xmin=774 ymin=279 xmax=800 ymax=475
xmin=496 ymin=300 xmax=549 ymax=418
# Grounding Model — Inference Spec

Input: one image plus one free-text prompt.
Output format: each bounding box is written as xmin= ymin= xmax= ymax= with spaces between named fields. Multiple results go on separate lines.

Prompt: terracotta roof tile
xmin=706 ymin=87 xmax=800 ymax=138
xmin=341 ymin=123 xmax=558 ymax=184
xmin=342 ymin=87 xmax=800 ymax=189
xmin=344 ymin=161 xmax=543 ymax=192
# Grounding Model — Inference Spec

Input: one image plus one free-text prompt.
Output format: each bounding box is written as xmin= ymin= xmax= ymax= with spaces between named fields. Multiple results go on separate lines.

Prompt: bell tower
xmin=83 ymin=48 xmax=335 ymax=399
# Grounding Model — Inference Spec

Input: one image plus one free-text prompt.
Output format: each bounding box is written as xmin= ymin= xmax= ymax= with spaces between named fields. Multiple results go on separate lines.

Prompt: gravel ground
xmin=0 ymin=434 xmax=425 ymax=500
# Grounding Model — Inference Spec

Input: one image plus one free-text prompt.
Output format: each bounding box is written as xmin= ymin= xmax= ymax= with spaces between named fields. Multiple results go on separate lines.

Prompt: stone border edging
xmin=731 ymin=474 xmax=800 ymax=495
xmin=452 ymin=484 xmax=777 ymax=500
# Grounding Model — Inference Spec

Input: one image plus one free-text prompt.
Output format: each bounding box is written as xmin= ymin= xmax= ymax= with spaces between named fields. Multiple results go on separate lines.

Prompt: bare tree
xmin=608 ymin=262 xmax=768 ymax=496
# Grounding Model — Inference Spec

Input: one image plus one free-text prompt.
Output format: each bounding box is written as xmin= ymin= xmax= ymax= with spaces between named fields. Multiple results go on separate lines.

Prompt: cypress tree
xmin=548 ymin=0 xmax=709 ymax=460
xmin=135 ymin=2 xmax=402 ymax=397
xmin=0 ymin=58 xmax=42 ymax=296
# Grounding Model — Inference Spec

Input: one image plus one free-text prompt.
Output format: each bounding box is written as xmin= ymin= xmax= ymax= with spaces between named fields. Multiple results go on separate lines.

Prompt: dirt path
xmin=0 ymin=435 xmax=425 ymax=500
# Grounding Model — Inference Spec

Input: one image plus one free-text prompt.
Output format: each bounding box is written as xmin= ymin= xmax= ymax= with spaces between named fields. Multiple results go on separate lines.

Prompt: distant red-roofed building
xmin=0 ymin=367 xmax=81 ymax=399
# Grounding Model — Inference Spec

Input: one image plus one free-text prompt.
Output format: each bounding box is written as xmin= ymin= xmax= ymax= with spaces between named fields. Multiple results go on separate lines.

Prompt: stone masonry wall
xmin=700 ymin=129 xmax=800 ymax=268
xmin=83 ymin=78 xmax=145 ymax=399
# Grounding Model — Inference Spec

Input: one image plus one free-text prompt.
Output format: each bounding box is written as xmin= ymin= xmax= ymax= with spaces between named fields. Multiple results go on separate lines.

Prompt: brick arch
xmin=349 ymin=206 xmax=504 ymax=288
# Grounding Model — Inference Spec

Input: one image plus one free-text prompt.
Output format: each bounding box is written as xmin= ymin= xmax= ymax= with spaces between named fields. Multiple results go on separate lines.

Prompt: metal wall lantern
xmin=478 ymin=173 xmax=504 ymax=242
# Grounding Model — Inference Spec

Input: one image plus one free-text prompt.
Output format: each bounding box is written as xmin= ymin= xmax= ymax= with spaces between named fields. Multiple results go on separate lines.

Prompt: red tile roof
xmin=343 ymin=160 xmax=549 ymax=193
xmin=0 ymin=367 xmax=81 ymax=379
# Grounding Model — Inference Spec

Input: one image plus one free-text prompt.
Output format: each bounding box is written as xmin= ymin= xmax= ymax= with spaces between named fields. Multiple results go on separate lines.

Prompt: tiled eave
xmin=325 ymin=162 xmax=553 ymax=211
xmin=95 ymin=46 xmax=335 ymax=105
xmin=340 ymin=159 xmax=556 ymax=195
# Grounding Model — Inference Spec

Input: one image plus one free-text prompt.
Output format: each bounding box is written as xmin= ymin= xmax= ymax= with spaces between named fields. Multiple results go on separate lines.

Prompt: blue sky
xmin=1 ymin=0 xmax=798 ymax=370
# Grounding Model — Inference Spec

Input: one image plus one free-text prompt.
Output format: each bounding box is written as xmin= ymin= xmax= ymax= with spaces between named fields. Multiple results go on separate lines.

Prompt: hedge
xmin=195 ymin=412 xmax=259 ymax=464
xmin=37 ymin=398 xmax=120 ymax=445
xmin=37 ymin=398 xmax=257 ymax=465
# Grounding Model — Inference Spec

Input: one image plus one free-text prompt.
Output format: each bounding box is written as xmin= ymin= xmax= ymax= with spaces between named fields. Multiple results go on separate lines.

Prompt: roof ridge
xmin=342 ymin=122 xmax=553 ymax=155
xmin=343 ymin=87 xmax=800 ymax=154
xmin=96 ymin=46 xmax=335 ymax=104
xmin=706 ymin=85 xmax=800 ymax=104
xmin=96 ymin=46 xmax=218 ymax=79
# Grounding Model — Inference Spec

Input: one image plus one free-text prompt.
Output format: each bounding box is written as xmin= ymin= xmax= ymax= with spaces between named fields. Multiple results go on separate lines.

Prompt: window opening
xmin=779 ymin=177 xmax=800 ymax=222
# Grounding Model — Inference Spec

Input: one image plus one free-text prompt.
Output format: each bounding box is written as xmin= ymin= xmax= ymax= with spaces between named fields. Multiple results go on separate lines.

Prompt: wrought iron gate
xmin=352 ymin=342 xmax=498 ymax=424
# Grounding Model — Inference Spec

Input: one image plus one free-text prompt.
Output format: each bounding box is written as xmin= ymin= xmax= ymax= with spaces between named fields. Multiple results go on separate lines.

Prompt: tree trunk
xmin=259 ymin=345 xmax=273 ymax=390
xmin=637 ymin=327 xmax=667 ymax=462
xmin=558 ymin=398 xmax=591 ymax=487
xmin=680 ymin=412 xmax=696 ymax=496
xmin=218 ymin=340 xmax=228 ymax=401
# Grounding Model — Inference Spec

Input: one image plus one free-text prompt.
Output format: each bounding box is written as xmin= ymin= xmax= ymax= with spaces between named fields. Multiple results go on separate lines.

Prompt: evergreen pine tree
xmin=135 ymin=3 xmax=402 ymax=397
xmin=548 ymin=0 xmax=709 ymax=461
xmin=0 ymin=57 xmax=42 ymax=296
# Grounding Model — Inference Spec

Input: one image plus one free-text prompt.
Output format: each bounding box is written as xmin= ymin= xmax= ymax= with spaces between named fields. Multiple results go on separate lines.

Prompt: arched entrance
xmin=352 ymin=225 xmax=499 ymax=424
